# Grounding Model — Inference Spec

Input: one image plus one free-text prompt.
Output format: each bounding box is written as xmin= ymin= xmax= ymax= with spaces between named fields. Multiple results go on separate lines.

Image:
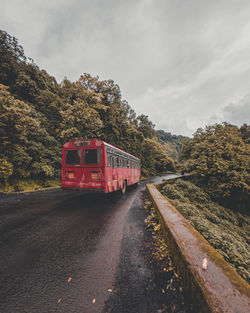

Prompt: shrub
xmin=0 ymin=159 xmax=13 ymax=182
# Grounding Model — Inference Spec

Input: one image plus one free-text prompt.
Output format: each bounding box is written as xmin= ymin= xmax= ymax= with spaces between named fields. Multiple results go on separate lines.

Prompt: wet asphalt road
xmin=0 ymin=174 xmax=187 ymax=313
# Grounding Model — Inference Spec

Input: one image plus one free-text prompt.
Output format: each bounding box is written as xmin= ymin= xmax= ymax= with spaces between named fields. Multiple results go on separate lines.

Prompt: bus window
xmin=65 ymin=150 xmax=81 ymax=165
xmin=107 ymin=154 xmax=112 ymax=167
xmin=112 ymin=156 xmax=116 ymax=168
xmin=84 ymin=149 xmax=101 ymax=164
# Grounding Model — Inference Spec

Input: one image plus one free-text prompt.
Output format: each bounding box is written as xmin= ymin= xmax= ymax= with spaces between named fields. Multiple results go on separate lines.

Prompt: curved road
xmin=0 ymin=174 xmax=187 ymax=313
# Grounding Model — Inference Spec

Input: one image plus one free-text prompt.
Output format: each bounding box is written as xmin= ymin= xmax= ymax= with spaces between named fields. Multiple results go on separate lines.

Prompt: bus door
xmin=112 ymin=156 xmax=118 ymax=190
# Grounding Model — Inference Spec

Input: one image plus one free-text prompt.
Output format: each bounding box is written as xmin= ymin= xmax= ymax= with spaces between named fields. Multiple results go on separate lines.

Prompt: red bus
xmin=61 ymin=139 xmax=141 ymax=194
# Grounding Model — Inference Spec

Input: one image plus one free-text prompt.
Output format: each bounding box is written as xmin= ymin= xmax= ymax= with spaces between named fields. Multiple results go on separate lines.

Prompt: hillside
xmin=156 ymin=130 xmax=187 ymax=160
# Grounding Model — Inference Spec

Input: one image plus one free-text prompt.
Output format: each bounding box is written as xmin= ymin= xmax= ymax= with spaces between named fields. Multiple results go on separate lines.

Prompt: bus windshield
xmin=84 ymin=149 xmax=101 ymax=164
xmin=65 ymin=150 xmax=81 ymax=165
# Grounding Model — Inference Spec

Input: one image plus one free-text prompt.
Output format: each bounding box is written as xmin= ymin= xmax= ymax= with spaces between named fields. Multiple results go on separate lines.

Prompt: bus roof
xmin=62 ymin=139 xmax=140 ymax=162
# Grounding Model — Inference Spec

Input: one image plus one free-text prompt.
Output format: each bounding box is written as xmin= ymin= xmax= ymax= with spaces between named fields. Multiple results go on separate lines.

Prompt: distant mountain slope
xmin=156 ymin=130 xmax=188 ymax=159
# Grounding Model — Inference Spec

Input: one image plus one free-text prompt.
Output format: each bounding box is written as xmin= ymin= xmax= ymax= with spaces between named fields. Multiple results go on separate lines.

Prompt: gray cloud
xmin=1 ymin=0 xmax=250 ymax=136
xmin=220 ymin=94 xmax=250 ymax=125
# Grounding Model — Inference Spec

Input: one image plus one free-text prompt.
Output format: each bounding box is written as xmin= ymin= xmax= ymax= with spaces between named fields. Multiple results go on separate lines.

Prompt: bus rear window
xmin=84 ymin=149 xmax=101 ymax=164
xmin=65 ymin=150 xmax=81 ymax=165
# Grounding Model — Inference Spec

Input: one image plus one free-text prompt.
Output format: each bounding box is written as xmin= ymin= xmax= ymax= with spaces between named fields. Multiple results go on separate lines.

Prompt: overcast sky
xmin=1 ymin=0 xmax=250 ymax=136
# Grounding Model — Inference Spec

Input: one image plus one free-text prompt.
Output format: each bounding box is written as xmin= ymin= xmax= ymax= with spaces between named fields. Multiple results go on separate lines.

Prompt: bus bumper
xmin=61 ymin=187 xmax=105 ymax=193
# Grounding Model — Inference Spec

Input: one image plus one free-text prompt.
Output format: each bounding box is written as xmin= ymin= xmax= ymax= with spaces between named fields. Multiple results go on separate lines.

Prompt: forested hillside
xmin=0 ymin=30 xmax=175 ymax=189
xmin=156 ymin=130 xmax=187 ymax=159
xmin=179 ymin=123 xmax=250 ymax=213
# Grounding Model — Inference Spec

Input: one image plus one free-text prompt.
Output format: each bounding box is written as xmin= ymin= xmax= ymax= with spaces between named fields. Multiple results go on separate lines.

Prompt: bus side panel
xmin=113 ymin=167 xmax=118 ymax=191
xmin=125 ymin=168 xmax=130 ymax=186
xmin=117 ymin=165 xmax=123 ymax=190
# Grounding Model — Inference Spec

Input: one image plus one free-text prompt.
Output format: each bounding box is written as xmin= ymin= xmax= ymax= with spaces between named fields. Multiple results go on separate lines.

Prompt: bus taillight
xmin=91 ymin=171 xmax=101 ymax=180
xmin=66 ymin=171 xmax=75 ymax=179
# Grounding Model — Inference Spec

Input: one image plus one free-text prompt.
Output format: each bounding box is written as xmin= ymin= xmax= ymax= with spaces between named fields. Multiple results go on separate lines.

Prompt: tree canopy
xmin=179 ymin=123 xmax=250 ymax=212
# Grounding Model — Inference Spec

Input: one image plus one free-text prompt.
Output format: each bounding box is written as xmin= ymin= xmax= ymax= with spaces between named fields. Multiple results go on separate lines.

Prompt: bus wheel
xmin=121 ymin=181 xmax=127 ymax=195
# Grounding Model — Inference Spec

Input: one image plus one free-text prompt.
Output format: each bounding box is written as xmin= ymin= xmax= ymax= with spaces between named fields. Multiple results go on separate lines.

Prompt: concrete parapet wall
xmin=146 ymin=183 xmax=250 ymax=313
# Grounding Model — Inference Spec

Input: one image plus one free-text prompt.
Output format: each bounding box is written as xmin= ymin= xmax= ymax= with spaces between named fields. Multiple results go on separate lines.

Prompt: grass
xmin=0 ymin=178 xmax=60 ymax=194
xmin=159 ymin=179 xmax=250 ymax=284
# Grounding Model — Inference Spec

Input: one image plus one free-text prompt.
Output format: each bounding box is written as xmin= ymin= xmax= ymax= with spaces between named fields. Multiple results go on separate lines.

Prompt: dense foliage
xmin=0 ymin=30 xmax=175 ymax=185
xmin=160 ymin=179 xmax=250 ymax=283
xmin=179 ymin=123 xmax=250 ymax=212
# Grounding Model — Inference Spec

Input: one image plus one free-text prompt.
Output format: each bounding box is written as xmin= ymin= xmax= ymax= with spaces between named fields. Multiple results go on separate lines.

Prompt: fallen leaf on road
xmin=92 ymin=298 xmax=96 ymax=304
xmin=202 ymin=257 xmax=208 ymax=270
xmin=107 ymin=289 xmax=112 ymax=292
xmin=57 ymin=298 xmax=62 ymax=304
xmin=67 ymin=277 xmax=72 ymax=282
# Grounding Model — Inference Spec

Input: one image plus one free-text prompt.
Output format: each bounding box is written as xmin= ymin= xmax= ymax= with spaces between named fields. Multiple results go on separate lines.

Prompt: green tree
xmin=0 ymin=30 xmax=26 ymax=86
xmin=137 ymin=114 xmax=156 ymax=139
xmin=180 ymin=123 xmax=250 ymax=211
xmin=60 ymin=100 xmax=103 ymax=142
xmin=0 ymin=158 xmax=13 ymax=182
xmin=140 ymin=138 xmax=175 ymax=176
xmin=0 ymin=84 xmax=55 ymax=178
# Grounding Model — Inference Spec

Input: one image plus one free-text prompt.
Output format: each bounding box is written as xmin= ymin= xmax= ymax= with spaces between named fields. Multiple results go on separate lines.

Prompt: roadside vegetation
xmin=0 ymin=178 xmax=60 ymax=193
xmin=0 ymin=30 xmax=176 ymax=192
xmin=157 ymin=123 xmax=250 ymax=284
xmin=179 ymin=123 xmax=249 ymax=213
xmin=159 ymin=179 xmax=250 ymax=283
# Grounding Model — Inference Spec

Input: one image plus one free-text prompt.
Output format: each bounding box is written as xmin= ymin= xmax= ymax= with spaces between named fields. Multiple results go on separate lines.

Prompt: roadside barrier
xmin=146 ymin=183 xmax=250 ymax=313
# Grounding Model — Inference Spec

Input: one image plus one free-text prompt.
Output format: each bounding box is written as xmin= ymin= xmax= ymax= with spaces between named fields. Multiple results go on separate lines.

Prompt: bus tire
xmin=121 ymin=181 xmax=127 ymax=195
